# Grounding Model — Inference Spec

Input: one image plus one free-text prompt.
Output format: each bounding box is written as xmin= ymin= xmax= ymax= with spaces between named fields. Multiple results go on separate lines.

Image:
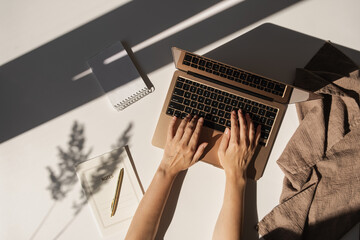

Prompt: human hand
xmin=160 ymin=114 xmax=208 ymax=177
xmin=218 ymin=110 xmax=261 ymax=181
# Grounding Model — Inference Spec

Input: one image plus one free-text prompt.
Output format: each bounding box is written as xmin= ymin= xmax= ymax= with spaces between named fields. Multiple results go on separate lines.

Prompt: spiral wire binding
xmin=114 ymin=86 xmax=154 ymax=111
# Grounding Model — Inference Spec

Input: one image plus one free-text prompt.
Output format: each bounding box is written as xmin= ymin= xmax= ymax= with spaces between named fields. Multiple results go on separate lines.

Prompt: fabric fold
xmin=258 ymin=42 xmax=360 ymax=240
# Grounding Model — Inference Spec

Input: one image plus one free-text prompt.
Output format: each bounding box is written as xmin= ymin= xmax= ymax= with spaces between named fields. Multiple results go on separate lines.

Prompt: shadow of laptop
xmin=154 ymin=23 xmax=360 ymax=240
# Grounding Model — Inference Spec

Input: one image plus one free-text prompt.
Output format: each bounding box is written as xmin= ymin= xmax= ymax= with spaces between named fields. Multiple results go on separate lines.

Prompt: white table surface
xmin=1 ymin=0 xmax=359 ymax=239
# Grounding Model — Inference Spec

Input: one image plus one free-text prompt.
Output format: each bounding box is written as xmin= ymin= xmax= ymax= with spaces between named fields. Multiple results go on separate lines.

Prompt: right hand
xmin=217 ymin=110 xmax=261 ymax=180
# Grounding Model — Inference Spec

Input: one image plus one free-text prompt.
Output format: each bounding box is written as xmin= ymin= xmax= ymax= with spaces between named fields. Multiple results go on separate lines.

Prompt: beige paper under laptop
xmin=152 ymin=46 xmax=318 ymax=180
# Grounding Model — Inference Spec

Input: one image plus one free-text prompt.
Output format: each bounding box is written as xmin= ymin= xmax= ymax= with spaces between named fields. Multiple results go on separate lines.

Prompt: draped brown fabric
xmin=258 ymin=42 xmax=360 ymax=240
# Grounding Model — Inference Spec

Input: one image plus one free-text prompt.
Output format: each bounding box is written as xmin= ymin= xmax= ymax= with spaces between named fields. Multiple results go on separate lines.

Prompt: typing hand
xmin=218 ymin=110 xmax=261 ymax=180
xmin=160 ymin=115 xmax=208 ymax=176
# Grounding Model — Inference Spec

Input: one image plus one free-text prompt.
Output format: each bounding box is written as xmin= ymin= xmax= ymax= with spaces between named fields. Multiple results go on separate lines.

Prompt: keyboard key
xmin=184 ymin=54 xmax=192 ymax=61
xmin=212 ymin=116 xmax=219 ymax=123
xmin=217 ymin=95 xmax=224 ymax=102
xmin=245 ymin=104 xmax=251 ymax=112
xmin=183 ymin=60 xmax=190 ymax=65
xmin=219 ymin=66 xmax=226 ymax=73
xmin=260 ymin=117 xmax=266 ymax=124
xmin=204 ymin=106 xmax=211 ymax=112
xmin=211 ymin=101 xmax=219 ymax=108
xmin=211 ymin=108 xmax=218 ymax=115
xmin=169 ymin=101 xmax=185 ymax=111
xmin=183 ymin=84 xmax=190 ymax=90
xmin=191 ymin=64 xmax=197 ymax=68
xmin=219 ymin=103 xmax=225 ymax=110
xmin=181 ymin=112 xmax=187 ymax=119
xmin=203 ymin=120 xmax=226 ymax=132
xmin=253 ymin=76 xmax=260 ymax=84
xmin=205 ymin=99 xmax=211 ymax=105
xmin=226 ymin=120 xmax=231 ymax=127
xmin=251 ymin=107 xmax=259 ymax=114
xmin=238 ymin=102 xmax=245 ymax=109
xmin=166 ymin=108 xmax=174 ymax=115
xmin=258 ymin=109 xmax=265 ymax=116
xmin=233 ymin=71 xmax=240 ymax=78
xmin=171 ymin=95 xmax=184 ymax=104
xmin=190 ymin=86 xmax=196 ymax=93
xmin=191 ymin=94 xmax=198 ymax=101
xmin=185 ymin=107 xmax=192 ymax=113
xmin=213 ymin=64 xmax=219 ymax=71
xmin=224 ymin=98 xmax=231 ymax=104
xmin=261 ymin=79 xmax=268 ymax=87
xmin=184 ymin=99 xmax=190 ymax=105
xmin=204 ymin=91 xmax=210 ymax=97
xmin=197 ymin=88 xmax=204 ymax=95
xmin=225 ymin=112 xmax=231 ymax=119
xmin=184 ymin=92 xmax=191 ymax=98
xmin=225 ymin=105 xmax=232 ymax=112
xmin=218 ymin=110 xmax=225 ymax=117
xmin=174 ymin=110 xmax=181 ymax=117
xmin=198 ymin=103 xmax=204 ymax=110
xmin=192 ymin=57 xmax=199 ymax=64
xmin=275 ymin=84 xmax=285 ymax=93
xmin=199 ymin=59 xmax=206 ymax=66
xmin=266 ymin=111 xmax=276 ymax=119
xmin=210 ymin=93 xmax=217 ymax=99
xmin=206 ymin=62 xmax=213 ymax=68
xmin=231 ymin=99 xmax=238 ymax=107
xmin=226 ymin=69 xmax=233 ymax=75
xmin=198 ymin=96 xmax=205 ymax=103
xmin=192 ymin=109 xmax=199 ymax=115
xmin=191 ymin=101 xmax=197 ymax=108
xmin=267 ymin=119 xmax=274 ymax=126
xmin=199 ymin=111 xmax=206 ymax=117
xmin=173 ymin=88 xmax=184 ymax=96
xmin=219 ymin=118 xmax=226 ymax=125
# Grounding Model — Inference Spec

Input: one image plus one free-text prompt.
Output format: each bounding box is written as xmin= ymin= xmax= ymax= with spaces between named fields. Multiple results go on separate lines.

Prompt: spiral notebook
xmin=88 ymin=42 xmax=154 ymax=111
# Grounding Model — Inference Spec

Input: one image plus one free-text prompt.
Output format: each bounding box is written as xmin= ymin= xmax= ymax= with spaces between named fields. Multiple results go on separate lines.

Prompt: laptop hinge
xmin=187 ymin=71 xmax=274 ymax=102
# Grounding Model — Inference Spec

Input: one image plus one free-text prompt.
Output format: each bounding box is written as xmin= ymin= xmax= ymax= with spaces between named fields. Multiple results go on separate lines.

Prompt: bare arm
xmin=125 ymin=115 xmax=207 ymax=240
xmin=213 ymin=110 xmax=260 ymax=240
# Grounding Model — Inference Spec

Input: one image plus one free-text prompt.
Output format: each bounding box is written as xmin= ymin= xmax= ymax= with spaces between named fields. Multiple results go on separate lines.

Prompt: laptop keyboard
xmin=166 ymin=77 xmax=279 ymax=144
xmin=183 ymin=53 xmax=286 ymax=97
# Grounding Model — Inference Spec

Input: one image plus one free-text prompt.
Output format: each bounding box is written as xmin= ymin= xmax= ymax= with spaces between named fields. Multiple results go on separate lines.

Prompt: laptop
xmin=152 ymin=47 xmax=299 ymax=180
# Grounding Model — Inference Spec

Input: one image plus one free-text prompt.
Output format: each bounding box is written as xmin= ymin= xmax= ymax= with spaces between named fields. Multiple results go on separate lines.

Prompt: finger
xmin=180 ymin=115 xmax=198 ymax=145
xmin=246 ymin=113 xmax=255 ymax=145
xmin=188 ymin=117 xmax=204 ymax=147
xmin=255 ymin=124 xmax=261 ymax=147
xmin=167 ymin=116 xmax=177 ymax=140
xmin=218 ymin=127 xmax=230 ymax=154
xmin=174 ymin=114 xmax=191 ymax=141
xmin=230 ymin=110 xmax=239 ymax=143
xmin=191 ymin=142 xmax=208 ymax=165
xmin=238 ymin=109 xmax=247 ymax=144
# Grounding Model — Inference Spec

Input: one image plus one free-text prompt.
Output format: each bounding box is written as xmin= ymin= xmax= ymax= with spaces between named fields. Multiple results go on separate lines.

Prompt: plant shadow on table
xmin=30 ymin=121 xmax=133 ymax=240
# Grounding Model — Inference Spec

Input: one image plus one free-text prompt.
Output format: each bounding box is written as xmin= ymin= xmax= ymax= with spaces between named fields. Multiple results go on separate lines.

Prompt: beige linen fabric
xmin=258 ymin=43 xmax=360 ymax=240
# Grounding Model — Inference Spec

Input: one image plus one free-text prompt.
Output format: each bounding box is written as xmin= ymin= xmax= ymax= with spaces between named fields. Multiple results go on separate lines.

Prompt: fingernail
xmin=199 ymin=117 xmax=204 ymax=123
xmin=225 ymin=128 xmax=229 ymax=134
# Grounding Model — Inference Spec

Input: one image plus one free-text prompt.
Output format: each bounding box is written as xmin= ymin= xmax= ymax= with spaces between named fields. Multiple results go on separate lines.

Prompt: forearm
xmin=213 ymin=174 xmax=246 ymax=240
xmin=125 ymin=166 xmax=177 ymax=240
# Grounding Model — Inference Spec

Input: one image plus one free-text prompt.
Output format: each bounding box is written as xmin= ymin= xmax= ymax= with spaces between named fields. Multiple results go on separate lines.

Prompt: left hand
xmin=160 ymin=114 xmax=208 ymax=176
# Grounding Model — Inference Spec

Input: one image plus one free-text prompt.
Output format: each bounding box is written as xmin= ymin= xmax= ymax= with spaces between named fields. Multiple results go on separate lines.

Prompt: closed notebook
xmin=88 ymin=41 xmax=154 ymax=111
xmin=76 ymin=147 xmax=143 ymax=237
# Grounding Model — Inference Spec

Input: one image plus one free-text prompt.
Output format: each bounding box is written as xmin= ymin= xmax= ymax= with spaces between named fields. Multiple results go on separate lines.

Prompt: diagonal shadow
xmin=0 ymin=0 xmax=303 ymax=144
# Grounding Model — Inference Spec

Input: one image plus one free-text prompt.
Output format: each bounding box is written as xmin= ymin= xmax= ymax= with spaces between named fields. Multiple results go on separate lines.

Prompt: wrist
xmin=157 ymin=162 xmax=178 ymax=180
xmin=225 ymin=170 xmax=247 ymax=186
